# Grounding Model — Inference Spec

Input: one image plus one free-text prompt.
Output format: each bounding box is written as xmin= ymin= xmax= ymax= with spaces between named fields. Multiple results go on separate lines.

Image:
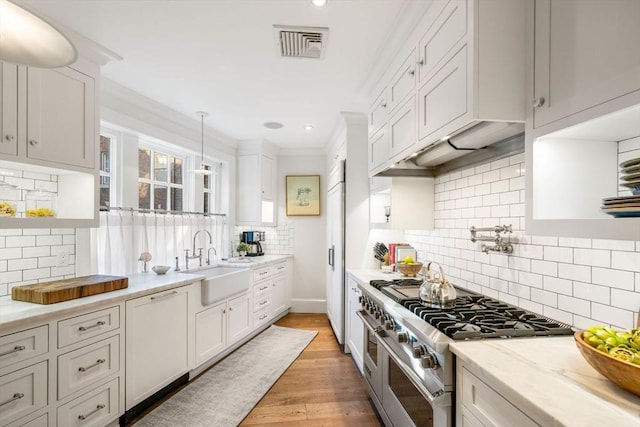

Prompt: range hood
xmin=376 ymin=121 xmax=524 ymax=177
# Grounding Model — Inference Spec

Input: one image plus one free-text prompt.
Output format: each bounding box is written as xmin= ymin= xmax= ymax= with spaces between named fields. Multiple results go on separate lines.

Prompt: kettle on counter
xmin=419 ymin=262 xmax=457 ymax=308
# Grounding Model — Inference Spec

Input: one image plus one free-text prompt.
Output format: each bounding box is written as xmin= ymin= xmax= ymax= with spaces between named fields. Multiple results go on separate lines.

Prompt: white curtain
xmin=97 ymin=211 xmax=226 ymax=275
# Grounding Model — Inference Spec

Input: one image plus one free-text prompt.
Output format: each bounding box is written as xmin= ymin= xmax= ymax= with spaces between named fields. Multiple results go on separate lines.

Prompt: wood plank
xmin=11 ymin=275 xmax=128 ymax=304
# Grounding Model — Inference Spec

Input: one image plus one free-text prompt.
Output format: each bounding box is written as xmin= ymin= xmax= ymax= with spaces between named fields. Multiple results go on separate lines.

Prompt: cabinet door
xmin=194 ymin=302 xmax=226 ymax=366
xmin=260 ymin=155 xmax=274 ymax=200
xmin=0 ymin=62 xmax=18 ymax=157
xmin=0 ymin=361 xmax=47 ymax=426
xmin=387 ymin=49 xmax=417 ymax=113
xmin=26 ymin=66 xmax=95 ymax=169
xmin=533 ymin=0 xmax=640 ymax=129
xmin=237 ymin=154 xmax=260 ymax=223
xmin=368 ymin=89 xmax=387 ymax=135
xmin=418 ymin=45 xmax=468 ymax=142
xmin=417 ymin=0 xmax=468 ymax=82
xmin=270 ymin=275 xmax=286 ymax=316
xmin=227 ymin=293 xmax=251 ymax=344
xmin=368 ymin=125 xmax=389 ymax=175
xmin=388 ymin=96 xmax=417 ymax=161
xmin=125 ymin=288 xmax=189 ymax=409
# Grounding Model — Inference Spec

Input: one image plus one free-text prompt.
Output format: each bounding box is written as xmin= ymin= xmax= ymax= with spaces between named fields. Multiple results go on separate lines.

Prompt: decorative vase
xmin=239 ymin=251 xmax=247 ymax=257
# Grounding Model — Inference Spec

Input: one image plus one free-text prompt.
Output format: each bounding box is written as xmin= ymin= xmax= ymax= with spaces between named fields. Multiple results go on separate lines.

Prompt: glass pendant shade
xmin=0 ymin=0 xmax=77 ymax=68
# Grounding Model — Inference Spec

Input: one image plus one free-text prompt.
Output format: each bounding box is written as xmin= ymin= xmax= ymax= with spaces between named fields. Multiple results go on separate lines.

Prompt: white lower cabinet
xmin=194 ymin=292 xmax=252 ymax=367
xmin=6 ymin=412 xmax=48 ymax=427
xmin=126 ymin=287 xmax=190 ymax=409
xmin=345 ymin=276 xmax=364 ymax=374
xmin=56 ymin=377 xmax=119 ymax=427
xmin=457 ymin=362 xmax=538 ymax=427
xmin=0 ymin=361 xmax=48 ymax=426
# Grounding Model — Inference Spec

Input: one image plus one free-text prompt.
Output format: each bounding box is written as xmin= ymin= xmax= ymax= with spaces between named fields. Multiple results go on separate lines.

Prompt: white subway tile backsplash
xmin=558 ymin=237 xmax=591 ymax=248
xmin=36 ymin=235 xmax=63 ymax=246
xmin=611 ymin=289 xmax=640 ymax=311
xmin=490 ymin=180 xmax=509 ymax=194
xmin=558 ymin=295 xmax=591 ymax=317
xmin=543 ymin=276 xmax=573 ymax=295
xmin=591 ymin=267 xmax=635 ymax=291
xmin=8 ymin=258 xmax=38 ymax=271
xmin=573 ymin=248 xmax=610 ymax=268
xmin=5 ymin=236 xmax=36 ymax=248
xmin=531 ymin=259 xmax=558 ymax=277
xmin=558 ymin=263 xmax=591 ymax=283
xmin=611 ymin=250 xmax=640 ymax=271
xmin=517 ymin=244 xmax=543 ymax=260
xmin=543 ymin=307 xmax=573 ymax=326
xmin=531 ymin=288 xmax=558 ymax=307
xmin=518 ymin=271 xmax=543 ymax=289
xmin=544 ymin=246 xmax=573 ymax=263
xmin=592 ymin=303 xmax=634 ymax=329
xmin=509 ymin=176 xmax=525 ymax=191
xmin=531 ymin=236 xmax=558 ymax=246
xmin=592 ymin=239 xmax=635 ymax=251
xmin=573 ymin=281 xmax=611 ymax=304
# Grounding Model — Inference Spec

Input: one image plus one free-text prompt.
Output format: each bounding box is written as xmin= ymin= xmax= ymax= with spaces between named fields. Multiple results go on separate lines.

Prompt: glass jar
xmin=0 ymin=182 xmax=18 ymax=217
xmin=25 ymin=187 xmax=57 ymax=217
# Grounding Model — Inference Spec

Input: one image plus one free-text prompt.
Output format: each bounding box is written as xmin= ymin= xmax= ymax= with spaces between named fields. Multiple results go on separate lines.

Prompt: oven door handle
xmin=357 ymin=310 xmax=451 ymax=408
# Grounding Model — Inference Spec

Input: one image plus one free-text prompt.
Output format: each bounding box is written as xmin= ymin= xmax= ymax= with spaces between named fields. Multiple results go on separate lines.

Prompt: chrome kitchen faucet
xmin=184 ymin=229 xmax=213 ymax=269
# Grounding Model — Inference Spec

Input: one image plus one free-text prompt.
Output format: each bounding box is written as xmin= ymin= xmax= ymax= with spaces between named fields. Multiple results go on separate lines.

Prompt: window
xmin=202 ymin=162 xmax=222 ymax=213
xmin=99 ymin=134 xmax=113 ymax=208
xmin=138 ymin=148 xmax=184 ymax=210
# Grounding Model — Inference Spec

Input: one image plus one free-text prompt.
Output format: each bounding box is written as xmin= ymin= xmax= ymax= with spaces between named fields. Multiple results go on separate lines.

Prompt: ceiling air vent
xmin=273 ymin=25 xmax=329 ymax=59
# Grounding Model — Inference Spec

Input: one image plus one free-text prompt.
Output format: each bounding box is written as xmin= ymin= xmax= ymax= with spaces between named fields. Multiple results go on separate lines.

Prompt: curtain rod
xmin=100 ymin=206 xmax=226 ymax=217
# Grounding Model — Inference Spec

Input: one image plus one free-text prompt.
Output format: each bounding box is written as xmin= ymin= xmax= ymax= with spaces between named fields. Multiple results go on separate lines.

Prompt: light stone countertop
xmin=0 ymin=254 xmax=291 ymax=332
xmin=451 ymin=338 xmax=640 ymax=427
xmin=347 ymin=268 xmax=640 ymax=426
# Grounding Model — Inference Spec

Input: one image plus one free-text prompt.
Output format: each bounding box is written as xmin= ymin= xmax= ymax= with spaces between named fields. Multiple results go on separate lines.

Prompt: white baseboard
xmin=290 ymin=298 xmax=326 ymax=313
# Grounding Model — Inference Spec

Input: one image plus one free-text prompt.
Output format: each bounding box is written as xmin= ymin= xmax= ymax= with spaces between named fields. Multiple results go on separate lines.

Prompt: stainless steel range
xmin=357 ymin=278 xmax=574 ymax=427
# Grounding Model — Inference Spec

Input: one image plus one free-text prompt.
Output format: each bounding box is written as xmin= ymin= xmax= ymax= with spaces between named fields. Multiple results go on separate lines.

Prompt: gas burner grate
xmin=401 ymin=297 xmax=574 ymax=340
xmin=369 ymin=278 xmax=423 ymax=290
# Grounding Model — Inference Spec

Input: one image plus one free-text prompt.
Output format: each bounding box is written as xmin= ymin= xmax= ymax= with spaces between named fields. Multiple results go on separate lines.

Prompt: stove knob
xmin=374 ymin=311 xmax=381 ymax=319
xmin=358 ymin=296 xmax=363 ymax=304
xmin=384 ymin=320 xmax=392 ymax=330
xmin=421 ymin=353 xmax=438 ymax=369
xmin=397 ymin=332 xmax=409 ymax=343
xmin=412 ymin=346 xmax=425 ymax=358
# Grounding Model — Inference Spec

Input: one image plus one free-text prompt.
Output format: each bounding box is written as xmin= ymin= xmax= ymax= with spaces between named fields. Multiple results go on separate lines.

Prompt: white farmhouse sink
xmin=181 ymin=265 xmax=250 ymax=305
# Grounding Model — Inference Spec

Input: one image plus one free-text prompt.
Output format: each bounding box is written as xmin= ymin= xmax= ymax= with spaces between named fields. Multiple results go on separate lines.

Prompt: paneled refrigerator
xmin=326 ymin=160 xmax=345 ymax=346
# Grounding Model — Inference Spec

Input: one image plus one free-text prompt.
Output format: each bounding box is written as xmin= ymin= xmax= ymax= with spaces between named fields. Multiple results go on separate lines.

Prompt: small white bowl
xmin=152 ymin=265 xmax=171 ymax=275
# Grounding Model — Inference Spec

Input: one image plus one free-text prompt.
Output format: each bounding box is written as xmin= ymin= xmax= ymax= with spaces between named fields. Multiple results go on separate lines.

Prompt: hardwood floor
xmin=239 ymin=313 xmax=382 ymax=426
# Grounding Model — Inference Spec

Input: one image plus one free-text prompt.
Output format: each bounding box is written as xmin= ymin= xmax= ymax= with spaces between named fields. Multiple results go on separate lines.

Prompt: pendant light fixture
xmin=193 ymin=111 xmax=212 ymax=175
xmin=0 ymin=0 xmax=77 ymax=68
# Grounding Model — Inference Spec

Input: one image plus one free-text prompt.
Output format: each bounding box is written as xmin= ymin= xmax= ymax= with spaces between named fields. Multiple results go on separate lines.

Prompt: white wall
xmin=278 ymin=154 xmax=327 ymax=313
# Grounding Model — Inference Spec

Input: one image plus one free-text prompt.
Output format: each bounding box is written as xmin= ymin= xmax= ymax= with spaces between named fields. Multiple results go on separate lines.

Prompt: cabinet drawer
xmin=418 ymin=0 xmax=468 ymax=81
xmin=461 ymin=367 xmax=537 ymax=427
xmin=270 ymin=262 xmax=287 ymax=276
xmin=57 ymin=377 xmax=119 ymax=427
xmin=57 ymin=335 xmax=120 ymax=400
xmin=254 ymin=295 xmax=271 ymax=313
xmin=388 ymin=49 xmax=417 ymax=112
xmin=254 ymin=309 xmax=271 ymax=328
xmin=418 ymin=45 xmax=469 ymax=142
xmin=0 ymin=361 xmax=47 ymax=426
xmin=6 ymin=412 xmax=48 ymax=427
xmin=253 ymin=282 xmax=271 ymax=298
xmin=58 ymin=306 xmax=120 ymax=348
xmin=0 ymin=326 xmax=48 ymax=371
xmin=252 ymin=267 xmax=270 ymax=282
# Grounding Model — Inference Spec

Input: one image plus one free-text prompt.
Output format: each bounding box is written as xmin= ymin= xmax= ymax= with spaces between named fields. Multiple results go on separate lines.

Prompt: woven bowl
xmin=574 ymin=331 xmax=640 ymax=396
xmin=396 ymin=262 xmax=423 ymax=277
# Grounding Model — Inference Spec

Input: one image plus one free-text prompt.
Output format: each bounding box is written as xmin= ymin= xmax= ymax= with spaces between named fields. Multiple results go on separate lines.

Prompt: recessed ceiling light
xmin=311 ymin=0 xmax=327 ymax=7
xmin=304 ymin=125 xmax=314 ymax=131
xmin=264 ymin=122 xmax=284 ymax=129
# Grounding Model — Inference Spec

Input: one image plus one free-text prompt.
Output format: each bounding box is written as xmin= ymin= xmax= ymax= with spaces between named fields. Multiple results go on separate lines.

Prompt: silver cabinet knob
xmin=4 ymin=134 xmax=15 ymax=142
xmin=417 ymin=59 xmax=424 ymax=66
xmin=531 ymin=97 xmax=545 ymax=108
xmin=408 ymin=69 xmax=415 ymax=76
xmin=29 ymin=139 xmax=38 ymax=146
xmin=381 ymin=102 xmax=387 ymax=108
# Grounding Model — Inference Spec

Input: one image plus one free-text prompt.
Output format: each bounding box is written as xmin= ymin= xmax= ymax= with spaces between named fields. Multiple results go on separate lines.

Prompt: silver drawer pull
xmin=78 ymin=321 xmax=106 ymax=332
xmin=259 ymin=314 xmax=268 ymax=321
xmin=78 ymin=358 xmax=106 ymax=372
xmin=259 ymin=271 xmax=268 ymax=276
xmin=78 ymin=404 xmax=105 ymax=420
xmin=0 ymin=393 xmax=24 ymax=407
xmin=0 ymin=345 xmax=26 ymax=357
xmin=150 ymin=290 xmax=178 ymax=300
xmin=259 ymin=301 xmax=268 ymax=306
xmin=259 ymin=286 xmax=268 ymax=291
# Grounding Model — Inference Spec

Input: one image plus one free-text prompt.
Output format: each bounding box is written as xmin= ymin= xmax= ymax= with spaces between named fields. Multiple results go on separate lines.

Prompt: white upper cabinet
xmin=367 ymin=0 xmax=525 ymax=176
xmin=26 ymin=66 xmax=95 ymax=170
xmin=531 ymin=0 xmax=640 ymax=131
xmin=0 ymin=62 xmax=18 ymax=157
xmin=237 ymin=141 xmax=277 ymax=226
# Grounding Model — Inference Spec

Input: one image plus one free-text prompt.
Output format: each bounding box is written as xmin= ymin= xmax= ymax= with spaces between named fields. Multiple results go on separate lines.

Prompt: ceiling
xmin=22 ymin=0 xmax=413 ymax=151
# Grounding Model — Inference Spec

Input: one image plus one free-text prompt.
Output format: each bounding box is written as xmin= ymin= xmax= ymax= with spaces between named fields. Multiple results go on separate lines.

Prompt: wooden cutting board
xmin=12 ymin=275 xmax=128 ymax=305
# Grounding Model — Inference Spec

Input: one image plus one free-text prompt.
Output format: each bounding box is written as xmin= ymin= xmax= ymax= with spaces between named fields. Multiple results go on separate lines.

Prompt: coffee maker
xmin=241 ymin=231 xmax=264 ymax=256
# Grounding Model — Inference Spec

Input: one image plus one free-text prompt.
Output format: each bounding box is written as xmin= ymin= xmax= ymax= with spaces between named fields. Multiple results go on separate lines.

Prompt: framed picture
xmin=286 ymin=175 xmax=321 ymax=216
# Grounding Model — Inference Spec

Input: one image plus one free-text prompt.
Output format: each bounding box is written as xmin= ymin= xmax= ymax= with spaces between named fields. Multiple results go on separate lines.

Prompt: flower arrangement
xmin=139 ymin=251 xmax=152 ymax=272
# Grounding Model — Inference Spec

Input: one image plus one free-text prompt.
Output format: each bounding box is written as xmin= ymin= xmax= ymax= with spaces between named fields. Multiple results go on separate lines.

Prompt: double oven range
xmin=357 ymin=278 xmax=574 ymax=427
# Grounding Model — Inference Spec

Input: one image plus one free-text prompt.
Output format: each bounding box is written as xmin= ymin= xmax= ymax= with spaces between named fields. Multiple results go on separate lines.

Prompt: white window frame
xmin=201 ymin=162 xmax=222 ymax=213
xmin=99 ymin=130 xmax=119 ymax=208
xmin=138 ymin=143 xmax=185 ymax=211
